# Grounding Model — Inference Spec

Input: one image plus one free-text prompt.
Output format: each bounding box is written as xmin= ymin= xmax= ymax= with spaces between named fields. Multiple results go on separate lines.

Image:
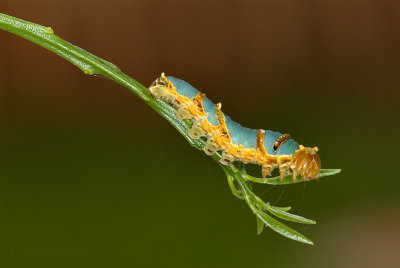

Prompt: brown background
xmin=1 ymin=1 xmax=400 ymax=267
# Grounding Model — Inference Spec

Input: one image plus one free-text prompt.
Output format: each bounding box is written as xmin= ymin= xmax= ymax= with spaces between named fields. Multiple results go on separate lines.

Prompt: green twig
xmin=0 ymin=13 xmax=341 ymax=245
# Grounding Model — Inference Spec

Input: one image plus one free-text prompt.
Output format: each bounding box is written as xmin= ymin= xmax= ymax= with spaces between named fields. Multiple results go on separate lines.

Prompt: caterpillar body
xmin=149 ymin=73 xmax=321 ymax=180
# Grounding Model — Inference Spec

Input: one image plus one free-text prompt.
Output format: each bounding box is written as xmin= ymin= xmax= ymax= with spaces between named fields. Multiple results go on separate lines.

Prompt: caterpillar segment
xmin=221 ymin=143 xmax=243 ymax=165
xmin=177 ymin=92 xmax=207 ymax=120
xmin=203 ymin=103 xmax=231 ymax=155
xmin=149 ymin=73 xmax=321 ymax=180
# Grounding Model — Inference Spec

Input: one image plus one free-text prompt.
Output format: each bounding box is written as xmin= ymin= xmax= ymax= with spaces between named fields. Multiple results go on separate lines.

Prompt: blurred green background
xmin=1 ymin=1 xmax=399 ymax=267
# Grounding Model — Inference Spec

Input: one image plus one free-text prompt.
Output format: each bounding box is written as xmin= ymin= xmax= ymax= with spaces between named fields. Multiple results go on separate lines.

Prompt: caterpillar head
xmin=292 ymin=145 xmax=321 ymax=180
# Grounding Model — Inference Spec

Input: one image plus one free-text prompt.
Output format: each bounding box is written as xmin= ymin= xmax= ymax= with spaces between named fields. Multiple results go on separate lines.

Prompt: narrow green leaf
xmin=226 ymin=173 xmax=244 ymax=200
xmin=264 ymin=205 xmax=316 ymax=224
xmin=243 ymin=169 xmax=341 ymax=185
xmin=256 ymin=217 xmax=264 ymax=235
xmin=256 ymin=211 xmax=314 ymax=245
xmin=267 ymin=204 xmax=291 ymax=212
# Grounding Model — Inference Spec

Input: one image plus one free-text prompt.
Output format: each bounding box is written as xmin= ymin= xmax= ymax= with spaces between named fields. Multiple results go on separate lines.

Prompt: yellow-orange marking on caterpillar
xmin=149 ymin=73 xmax=321 ymax=180
xmin=211 ymin=103 xmax=231 ymax=149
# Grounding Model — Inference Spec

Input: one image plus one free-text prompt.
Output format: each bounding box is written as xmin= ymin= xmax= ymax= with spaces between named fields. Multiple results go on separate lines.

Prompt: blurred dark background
xmin=1 ymin=1 xmax=399 ymax=267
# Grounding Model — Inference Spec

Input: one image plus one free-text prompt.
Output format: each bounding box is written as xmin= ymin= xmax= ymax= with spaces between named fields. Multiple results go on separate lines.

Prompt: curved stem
xmin=0 ymin=13 xmax=341 ymax=245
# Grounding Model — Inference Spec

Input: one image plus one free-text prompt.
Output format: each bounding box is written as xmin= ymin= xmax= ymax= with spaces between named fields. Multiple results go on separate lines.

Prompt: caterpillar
xmin=149 ymin=73 xmax=321 ymax=180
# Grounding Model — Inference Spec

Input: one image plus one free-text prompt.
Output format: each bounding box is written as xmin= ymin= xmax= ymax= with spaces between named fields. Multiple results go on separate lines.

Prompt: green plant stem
xmin=0 ymin=13 xmax=341 ymax=245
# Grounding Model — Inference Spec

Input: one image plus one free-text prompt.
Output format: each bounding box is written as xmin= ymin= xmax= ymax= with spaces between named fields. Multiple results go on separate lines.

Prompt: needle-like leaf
xmin=256 ymin=217 xmax=265 ymax=235
xmin=264 ymin=205 xmax=316 ymax=224
xmin=256 ymin=211 xmax=314 ymax=245
xmin=243 ymin=169 xmax=341 ymax=185
xmin=267 ymin=204 xmax=291 ymax=212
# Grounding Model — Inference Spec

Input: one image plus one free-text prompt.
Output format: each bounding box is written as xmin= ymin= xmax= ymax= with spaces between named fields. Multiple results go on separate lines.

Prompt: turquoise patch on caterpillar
xmin=166 ymin=76 xmax=299 ymax=155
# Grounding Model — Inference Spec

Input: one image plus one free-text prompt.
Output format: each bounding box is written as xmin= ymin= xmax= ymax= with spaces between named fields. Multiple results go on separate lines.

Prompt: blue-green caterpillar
xmin=149 ymin=73 xmax=321 ymax=180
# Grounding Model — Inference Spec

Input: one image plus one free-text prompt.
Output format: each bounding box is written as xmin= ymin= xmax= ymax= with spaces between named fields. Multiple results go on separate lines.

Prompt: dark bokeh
xmin=1 ymin=1 xmax=399 ymax=267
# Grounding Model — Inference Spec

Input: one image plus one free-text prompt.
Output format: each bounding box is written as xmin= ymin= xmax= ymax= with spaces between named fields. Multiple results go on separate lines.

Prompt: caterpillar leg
xmin=204 ymin=141 xmax=220 ymax=155
xmin=278 ymin=163 xmax=291 ymax=180
xmin=277 ymin=155 xmax=293 ymax=180
xmin=262 ymin=164 xmax=274 ymax=178
xmin=220 ymin=151 xmax=236 ymax=165
xmin=188 ymin=122 xmax=206 ymax=139
xmin=176 ymin=107 xmax=192 ymax=120
xmin=203 ymin=131 xmax=221 ymax=155
xmin=220 ymin=144 xmax=243 ymax=165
